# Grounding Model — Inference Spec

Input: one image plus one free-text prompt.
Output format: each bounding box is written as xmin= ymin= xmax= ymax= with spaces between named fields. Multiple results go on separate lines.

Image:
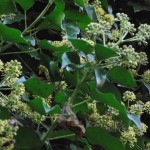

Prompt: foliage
xmin=0 ymin=0 xmax=150 ymax=150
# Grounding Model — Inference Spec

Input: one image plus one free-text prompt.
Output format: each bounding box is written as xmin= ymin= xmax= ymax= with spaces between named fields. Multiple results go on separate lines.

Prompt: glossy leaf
xmin=91 ymin=89 xmax=129 ymax=127
xmin=29 ymin=97 xmax=61 ymax=115
xmin=0 ymin=23 xmax=27 ymax=43
xmin=69 ymin=39 xmax=93 ymax=54
xmin=74 ymin=0 xmax=84 ymax=8
xmin=14 ymin=127 xmax=43 ymax=150
xmin=61 ymin=52 xmax=80 ymax=68
xmin=107 ymin=66 xmax=137 ymax=88
xmin=62 ymin=20 xmax=80 ymax=39
xmin=86 ymin=127 xmax=125 ymax=150
xmin=54 ymin=0 xmax=65 ymax=11
xmin=24 ymin=77 xmax=55 ymax=98
xmin=63 ymin=69 xmax=78 ymax=86
xmin=98 ymin=82 xmax=122 ymax=102
xmin=15 ymin=0 xmax=35 ymax=10
xmin=127 ymin=114 xmax=141 ymax=129
xmin=0 ymin=0 xmax=16 ymax=14
xmin=85 ymin=5 xmax=98 ymax=22
xmin=95 ymin=44 xmax=118 ymax=60
xmin=49 ymin=61 xmax=62 ymax=81
xmin=94 ymin=68 xmax=107 ymax=88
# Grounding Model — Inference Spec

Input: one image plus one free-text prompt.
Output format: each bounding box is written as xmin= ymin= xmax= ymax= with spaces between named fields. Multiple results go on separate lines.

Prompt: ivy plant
xmin=0 ymin=0 xmax=150 ymax=150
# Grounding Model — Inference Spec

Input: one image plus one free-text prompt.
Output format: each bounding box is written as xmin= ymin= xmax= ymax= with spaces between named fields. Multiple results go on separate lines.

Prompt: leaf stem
xmin=0 ymin=48 xmax=40 ymax=55
xmin=72 ymin=98 xmax=91 ymax=108
xmin=41 ymin=118 xmax=58 ymax=142
xmin=24 ymin=10 xmax=27 ymax=29
xmin=68 ymin=68 xmax=91 ymax=105
xmin=49 ymin=133 xmax=75 ymax=140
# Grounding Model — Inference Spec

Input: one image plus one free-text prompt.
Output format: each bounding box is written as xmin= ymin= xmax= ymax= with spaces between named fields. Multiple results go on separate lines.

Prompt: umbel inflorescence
xmin=1 ymin=0 xmax=150 ymax=149
xmin=0 ymin=60 xmax=45 ymax=123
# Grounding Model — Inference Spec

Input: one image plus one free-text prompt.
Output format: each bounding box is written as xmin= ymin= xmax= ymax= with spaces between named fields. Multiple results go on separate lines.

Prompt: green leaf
xmin=65 ymin=10 xmax=91 ymax=29
xmin=15 ymin=0 xmax=35 ymax=10
xmin=74 ymin=0 xmax=85 ymax=8
xmin=0 ymin=106 xmax=10 ymax=120
xmin=107 ymin=66 xmax=137 ymax=88
xmin=65 ymin=10 xmax=91 ymax=22
xmin=61 ymin=52 xmax=80 ymax=68
xmin=3 ymin=13 xmax=24 ymax=24
xmin=49 ymin=61 xmax=62 ymax=82
xmin=98 ymin=82 xmax=122 ymax=102
xmin=94 ymin=68 xmax=107 ymax=88
xmin=69 ymin=39 xmax=93 ymax=54
xmin=54 ymin=91 xmax=68 ymax=104
xmin=127 ymin=114 xmax=141 ymax=129
xmin=0 ymin=23 xmax=27 ymax=43
xmin=95 ymin=44 xmax=118 ymax=60
xmin=101 ymin=0 xmax=108 ymax=9
xmin=62 ymin=20 xmax=80 ymax=39
xmin=54 ymin=0 xmax=65 ymax=11
xmin=0 ymin=0 xmax=16 ymax=14
xmin=86 ymin=127 xmax=125 ymax=150
xmin=63 ymin=69 xmax=78 ymax=87
xmin=39 ymin=10 xmax=65 ymax=30
xmin=29 ymin=97 xmax=61 ymax=115
xmin=28 ymin=97 xmax=47 ymax=115
xmin=91 ymin=89 xmax=129 ymax=127
xmin=24 ymin=77 xmax=55 ymax=98
xmin=85 ymin=5 xmax=98 ymax=22
xmin=14 ymin=127 xmax=43 ymax=150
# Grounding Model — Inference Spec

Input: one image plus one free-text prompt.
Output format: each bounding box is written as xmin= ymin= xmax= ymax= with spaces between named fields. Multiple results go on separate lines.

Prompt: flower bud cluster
xmin=143 ymin=70 xmax=150 ymax=83
xmin=0 ymin=120 xmax=18 ymax=150
xmin=144 ymin=101 xmax=150 ymax=114
xmin=116 ymin=13 xmax=136 ymax=33
xmin=133 ymin=123 xmax=148 ymax=136
xmin=39 ymin=65 xmax=50 ymax=81
xmin=0 ymin=83 xmax=45 ymax=123
xmin=129 ymin=100 xmax=145 ymax=115
xmin=87 ymin=103 xmax=120 ymax=132
xmin=51 ymin=40 xmax=71 ymax=47
xmin=0 ymin=59 xmax=4 ymax=71
xmin=146 ymin=142 xmax=150 ymax=150
xmin=1 ymin=60 xmax=22 ymax=86
xmin=121 ymin=45 xmax=140 ymax=69
xmin=120 ymin=126 xmax=137 ymax=148
xmin=122 ymin=91 xmax=136 ymax=102
xmin=139 ymin=52 xmax=148 ymax=65
xmin=135 ymin=24 xmax=150 ymax=45
xmin=121 ymin=123 xmax=148 ymax=148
